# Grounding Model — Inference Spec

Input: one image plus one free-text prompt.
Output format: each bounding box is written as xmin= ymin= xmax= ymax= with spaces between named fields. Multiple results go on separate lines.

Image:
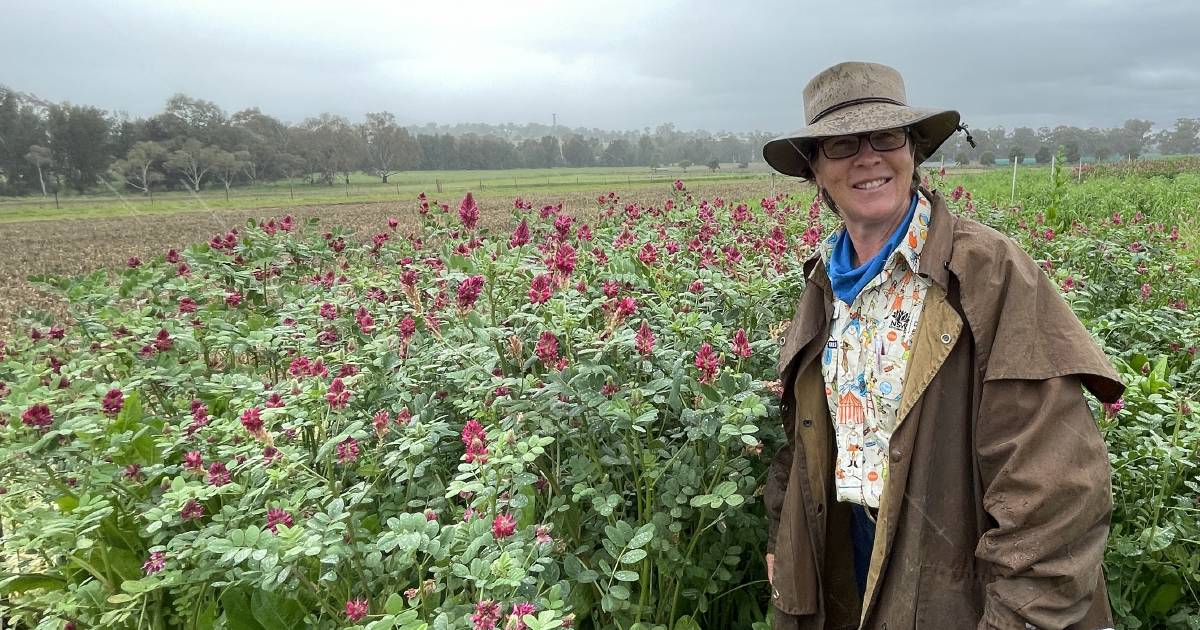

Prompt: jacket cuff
xmin=977 ymin=601 xmax=1031 ymax=630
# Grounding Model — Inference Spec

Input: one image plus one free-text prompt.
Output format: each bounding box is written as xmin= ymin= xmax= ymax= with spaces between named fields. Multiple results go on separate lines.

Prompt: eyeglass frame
xmin=817 ymin=127 xmax=912 ymax=161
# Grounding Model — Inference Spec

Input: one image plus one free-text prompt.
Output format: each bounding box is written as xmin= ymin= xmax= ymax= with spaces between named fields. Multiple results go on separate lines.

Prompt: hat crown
xmin=803 ymin=62 xmax=908 ymax=126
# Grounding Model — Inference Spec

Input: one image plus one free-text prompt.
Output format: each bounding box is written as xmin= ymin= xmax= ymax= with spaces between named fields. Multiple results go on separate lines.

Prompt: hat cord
xmin=956 ymin=123 xmax=977 ymax=148
xmin=809 ymin=97 xmax=905 ymax=125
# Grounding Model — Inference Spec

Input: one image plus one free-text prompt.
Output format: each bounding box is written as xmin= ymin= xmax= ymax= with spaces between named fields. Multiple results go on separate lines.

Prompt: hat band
xmin=808 ymin=96 xmax=906 ymax=125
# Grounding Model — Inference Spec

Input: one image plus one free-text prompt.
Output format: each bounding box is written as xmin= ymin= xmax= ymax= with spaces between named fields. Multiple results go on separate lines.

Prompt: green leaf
xmin=0 ymin=574 xmax=68 ymax=595
xmin=385 ymin=592 xmax=405 ymax=614
xmin=251 ymin=589 xmax=306 ymax=629
xmin=613 ymin=570 xmax=639 ymax=582
xmin=714 ymin=481 xmax=737 ymax=497
xmin=576 ymin=569 xmax=599 ymax=584
xmin=220 ymin=586 xmax=266 ymax=630
xmin=1144 ymin=581 xmax=1182 ymax=615
xmin=610 ymin=584 xmax=631 ymax=600
xmin=620 ymin=549 xmax=647 ymax=564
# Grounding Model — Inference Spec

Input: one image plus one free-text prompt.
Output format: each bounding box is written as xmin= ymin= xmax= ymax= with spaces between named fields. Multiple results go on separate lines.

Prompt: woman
xmin=760 ymin=61 xmax=1123 ymax=630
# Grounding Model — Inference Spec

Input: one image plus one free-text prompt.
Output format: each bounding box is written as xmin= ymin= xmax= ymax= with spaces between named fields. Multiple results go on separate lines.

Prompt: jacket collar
xmin=915 ymin=187 xmax=954 ymax=292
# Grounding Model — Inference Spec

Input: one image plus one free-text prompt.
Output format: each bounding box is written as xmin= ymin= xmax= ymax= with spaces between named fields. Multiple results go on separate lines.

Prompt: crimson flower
xmin=266 ymin=508 xmax=294 ymax=533
xmin=241 ymin=407 xmax=264 ymax=433
xmin=345 ymin=598 xmax=369 ymax=623
xmin=471 ymin=600 xmax=502 ymax=630
xmin=20 ymin=403 xmax=52 ymax=431
xmin=142 ymin=551 xmax=166 ymax=575
xmin=639 ymin=243 xmax=658 ymax=265
xmin=554 ymin=243 xmax=577 ymax=277
xmin=319 ymin=302 xmax=337 ymax=320
xmin=695 ymin=343 xmax=722 ymax=383
xmin=152 ymin=329 xmax=172 ymax=352
xmin=326 ymin=378 xmax=350 ymax=409
xmin=528 ymin=274 xmax=553 ymax=305
xmin=336 ymin=436 xmax=360 ymax=464
xmin=635 ymin=322 xmax=655 ymax=356
xmin=207 ymin=461 xmax=231 ymax=486
xmin=459 ymin=192 xmax=480 ymax=230
xmin=492 ymin=513 xmax=517 ymax=539
xmin=355 ymin=306 xmax=375 ymax=333
xmin=184 ymin=450 xmax=203 ymax=471
xmin=102 ymin=388 xmax=124 ymax=416
xmin=225 ymin=292 xmax=242 ymax=307
xmin=179 ymin=296 xmax=198 ymax=313
xmin=1140 ymin=283 xmax=1152 ymax=301
xmin=457 ymin=275 xmax=485 ymax=311
xmin=462 ymin=419 xmax=489 ymax=463
xmin=535 ymin=331 xmax=559 ymax=366
xmin=689 ymin=280 xmax=704 ymax=293
xmin=732 ymin=329 xmax=752 ymax=358
xmin=509 ymin=218 xmax=530 ymax=248
xmin=180 ymin=499 xmax=204 ymax=521
xmin=506 ymin=602 xmax=537 ymax=630
xmin=398 ymin=315 xmax=417 ymax=341
xmin=673 ymin=179 xmax=684 ymax=191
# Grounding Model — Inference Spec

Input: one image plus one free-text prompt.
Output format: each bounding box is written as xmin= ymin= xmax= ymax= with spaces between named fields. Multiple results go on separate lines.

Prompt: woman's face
xmin=812 ymin=129 xmax=915 ymax=226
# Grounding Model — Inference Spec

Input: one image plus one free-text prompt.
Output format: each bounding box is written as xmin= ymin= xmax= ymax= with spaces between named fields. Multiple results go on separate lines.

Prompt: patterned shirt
xmin=819 ymin=192 xmax=932 ymax=508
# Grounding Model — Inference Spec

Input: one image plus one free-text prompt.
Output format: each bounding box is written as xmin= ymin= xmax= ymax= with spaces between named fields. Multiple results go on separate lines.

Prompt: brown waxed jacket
xmin=765 ymin=189 xmax=1125 ymax=630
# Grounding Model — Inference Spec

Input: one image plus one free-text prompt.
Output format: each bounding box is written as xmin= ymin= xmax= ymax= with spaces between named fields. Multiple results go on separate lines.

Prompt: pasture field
xmin=0 ymin=165 xmax=779 ymax=223
xmin=0 ymin=162 xmax=1198 ymax=629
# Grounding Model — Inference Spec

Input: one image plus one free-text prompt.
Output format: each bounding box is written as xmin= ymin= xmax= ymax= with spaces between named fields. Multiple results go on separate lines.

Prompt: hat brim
xmin=763 ymin=103 xmax=960 ymax=179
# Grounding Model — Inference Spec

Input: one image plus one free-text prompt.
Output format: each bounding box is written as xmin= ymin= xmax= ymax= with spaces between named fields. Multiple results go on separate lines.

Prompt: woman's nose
xmin=852 ymin=142 xmax=884 ymax=166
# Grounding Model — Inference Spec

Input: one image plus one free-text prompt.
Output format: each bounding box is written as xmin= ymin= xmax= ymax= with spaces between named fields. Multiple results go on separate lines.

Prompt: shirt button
xmin=890 ymin=448 xmax=902 ymax=462
xmin=940 ymin=333 xmax=952 ymax=344
xmin=773 ymin=587 xmax=781 ymax=599
xmin=802 ymin=418 xmax=813 ymax=428
xmin=815 ymin=502 xmax=824 ymax=515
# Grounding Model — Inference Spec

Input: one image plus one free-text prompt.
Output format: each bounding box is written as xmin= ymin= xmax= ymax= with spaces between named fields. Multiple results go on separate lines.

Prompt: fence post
xmin=1010 ymin=156 xmax=1018 ymax=205
xmin=1050 ymin=154 xmax=1055 ymax=184
xmin=54 ymin=190 xmax=60 ymax=210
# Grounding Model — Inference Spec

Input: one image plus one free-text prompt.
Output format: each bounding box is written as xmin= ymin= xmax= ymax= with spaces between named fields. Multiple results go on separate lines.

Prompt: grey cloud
xmin=2 ymin=0 xmax=1197 ymax=132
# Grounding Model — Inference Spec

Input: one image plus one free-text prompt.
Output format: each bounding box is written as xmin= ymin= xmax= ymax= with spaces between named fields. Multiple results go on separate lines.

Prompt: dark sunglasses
xmin=819 ymin=128 xmax=909 ymax=160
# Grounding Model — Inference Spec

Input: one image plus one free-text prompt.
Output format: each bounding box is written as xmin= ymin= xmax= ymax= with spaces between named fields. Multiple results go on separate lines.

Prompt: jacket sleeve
xmin=765 ymin=399 xmax=796 ymax=556
xmin=974 ymin=376 xmax=1112 ymax=630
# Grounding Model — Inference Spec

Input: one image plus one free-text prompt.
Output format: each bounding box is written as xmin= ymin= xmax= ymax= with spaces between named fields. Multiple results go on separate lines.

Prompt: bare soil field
xmin=0 ymin=181 xmax=806 ymax=337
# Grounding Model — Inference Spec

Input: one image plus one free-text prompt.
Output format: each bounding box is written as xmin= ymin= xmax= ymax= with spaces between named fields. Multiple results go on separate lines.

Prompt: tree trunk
xmin=381 ymin=173 xmax=389 ymax=184
xmin=36 ymin=165 xmax=46 ymax=196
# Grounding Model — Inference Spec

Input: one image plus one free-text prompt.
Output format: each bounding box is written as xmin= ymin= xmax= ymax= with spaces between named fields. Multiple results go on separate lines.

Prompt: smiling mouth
xmin=853 ymin=177 xmax=892 ymax=190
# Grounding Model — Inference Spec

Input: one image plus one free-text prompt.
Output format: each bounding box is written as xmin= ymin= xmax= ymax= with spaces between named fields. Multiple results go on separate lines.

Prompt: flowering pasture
xmin=2 ymin=167 xmax=1199 ymax=629
xmin=1 ymin=184 xmax=811 ymax=629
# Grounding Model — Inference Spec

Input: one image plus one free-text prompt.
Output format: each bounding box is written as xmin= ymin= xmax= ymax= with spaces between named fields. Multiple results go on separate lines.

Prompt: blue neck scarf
xmin=828 ymin=194 xmax=918 ymax=304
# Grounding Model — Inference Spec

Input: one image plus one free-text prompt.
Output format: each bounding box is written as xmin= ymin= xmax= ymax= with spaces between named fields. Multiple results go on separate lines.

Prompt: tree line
xmin=1 ymin=87 xmax=1198 ymax=196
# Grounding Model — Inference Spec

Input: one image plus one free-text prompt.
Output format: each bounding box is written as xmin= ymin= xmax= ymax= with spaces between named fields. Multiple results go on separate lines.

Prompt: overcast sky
xmin=3 ymin=0 xmax=1198 ymax=133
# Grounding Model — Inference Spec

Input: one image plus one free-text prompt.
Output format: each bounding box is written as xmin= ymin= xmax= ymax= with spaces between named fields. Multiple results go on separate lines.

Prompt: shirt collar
xmin=818 ymin=190 xmax=931 ymax=275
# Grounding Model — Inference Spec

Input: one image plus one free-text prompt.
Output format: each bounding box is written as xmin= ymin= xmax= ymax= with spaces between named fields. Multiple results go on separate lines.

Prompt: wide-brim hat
xmin=763 ymin=61 xmax=960 ymax=179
